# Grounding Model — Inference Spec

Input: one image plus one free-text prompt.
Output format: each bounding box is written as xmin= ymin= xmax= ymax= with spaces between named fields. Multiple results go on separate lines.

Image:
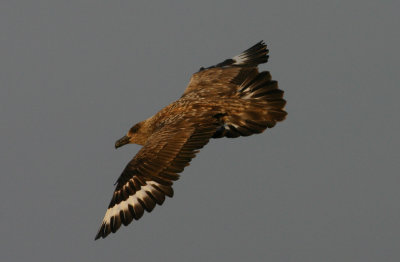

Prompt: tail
xmin=213 ymin=71 xmax=287 ymax=138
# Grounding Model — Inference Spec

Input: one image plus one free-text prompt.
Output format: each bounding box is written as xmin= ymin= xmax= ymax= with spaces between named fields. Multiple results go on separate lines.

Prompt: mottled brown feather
xmin=95 ymin=119 xmax=219 ymax=239
xmin=95 ymin=41 xmax=287 ymax=240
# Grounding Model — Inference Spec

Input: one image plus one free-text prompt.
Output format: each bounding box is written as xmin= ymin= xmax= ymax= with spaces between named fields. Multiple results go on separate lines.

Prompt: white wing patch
xmin=100 ymin=181 xmax=159 ymax=233
xmin=232 ymin=53 xmax=248 ymax=65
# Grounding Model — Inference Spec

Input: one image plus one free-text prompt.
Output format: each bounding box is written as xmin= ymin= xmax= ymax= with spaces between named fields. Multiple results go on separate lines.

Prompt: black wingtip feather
xmin=232 ymin=40 xmax=269 ymax=67
xmin=94 ymin=223 xmax=107 ymax=240
xmin=200 ymin=41 xmax=270 ymax=71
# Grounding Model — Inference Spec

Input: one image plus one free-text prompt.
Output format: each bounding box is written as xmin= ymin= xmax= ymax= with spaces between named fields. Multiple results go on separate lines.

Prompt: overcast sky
xmin=1 ymin=1 xmax=399 ymax=261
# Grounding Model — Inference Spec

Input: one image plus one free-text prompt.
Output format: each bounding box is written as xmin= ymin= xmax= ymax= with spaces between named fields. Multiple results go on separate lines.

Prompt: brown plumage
xmin=95 ymin=41 xmax=287 ymax=240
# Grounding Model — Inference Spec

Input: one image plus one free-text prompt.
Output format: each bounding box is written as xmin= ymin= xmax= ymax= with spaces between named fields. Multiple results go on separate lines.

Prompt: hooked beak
xmin=115 ymin=135 xmax=130 ymax=149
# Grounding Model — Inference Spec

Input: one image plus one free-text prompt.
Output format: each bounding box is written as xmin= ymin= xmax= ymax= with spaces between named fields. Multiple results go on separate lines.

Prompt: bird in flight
xmin=95 ymin=41 xmax=287 ymax=240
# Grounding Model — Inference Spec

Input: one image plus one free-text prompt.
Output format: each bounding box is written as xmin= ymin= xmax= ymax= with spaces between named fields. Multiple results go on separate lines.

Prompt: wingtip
xmin=232 ymin=40 xmax=269 ymax=67
xmin=197 ymin=40 xmax=269 ymax=71
xmin=94 ymin=229 xmax=103 ymax=240
xmin=94 ymin=222 xmax=109 ymax=240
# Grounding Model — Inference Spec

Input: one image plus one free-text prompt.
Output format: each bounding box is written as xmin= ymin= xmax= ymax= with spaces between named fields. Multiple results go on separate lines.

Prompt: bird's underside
xmin=95 ymin=41 xmax=287 ymax=240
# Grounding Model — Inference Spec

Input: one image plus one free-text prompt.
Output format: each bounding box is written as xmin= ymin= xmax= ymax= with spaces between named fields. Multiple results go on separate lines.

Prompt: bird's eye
xmin=129 ymin=123 xmax=142 ymax=134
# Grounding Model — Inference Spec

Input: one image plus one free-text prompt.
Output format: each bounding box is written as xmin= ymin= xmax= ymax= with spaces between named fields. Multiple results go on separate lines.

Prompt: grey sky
xmin=1 ymin=1 xmax=399 ymax=261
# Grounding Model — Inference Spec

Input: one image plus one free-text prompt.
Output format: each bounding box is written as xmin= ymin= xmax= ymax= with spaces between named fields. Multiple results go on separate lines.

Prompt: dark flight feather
xmin=95 ymin=41 xmax=286 ymax=240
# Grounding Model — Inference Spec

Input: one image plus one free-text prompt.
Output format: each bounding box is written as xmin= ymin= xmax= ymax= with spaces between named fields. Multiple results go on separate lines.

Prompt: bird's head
xmin=115 ymin=122 xmax=145 ymax=149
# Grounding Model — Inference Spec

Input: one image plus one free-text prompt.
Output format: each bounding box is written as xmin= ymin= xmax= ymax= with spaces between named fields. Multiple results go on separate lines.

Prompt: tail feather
xmin=213 ymin=70 xmax=286 ymax=138
xmin=239 ymin=72 xmax=281 ymax=100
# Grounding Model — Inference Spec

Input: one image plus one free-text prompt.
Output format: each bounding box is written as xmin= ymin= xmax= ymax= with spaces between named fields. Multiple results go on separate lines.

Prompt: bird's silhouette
xmin=95 ymin=41 xmax=287 ymax=240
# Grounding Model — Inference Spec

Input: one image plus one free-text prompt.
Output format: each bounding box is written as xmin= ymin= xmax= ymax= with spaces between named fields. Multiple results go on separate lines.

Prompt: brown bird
xmin=95 ymin=41 xmax=287 ymax=240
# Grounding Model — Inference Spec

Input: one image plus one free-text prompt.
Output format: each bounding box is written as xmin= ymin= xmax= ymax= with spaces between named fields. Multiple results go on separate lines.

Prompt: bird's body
xmin=95 ymin=41 xmax=287 ymax=240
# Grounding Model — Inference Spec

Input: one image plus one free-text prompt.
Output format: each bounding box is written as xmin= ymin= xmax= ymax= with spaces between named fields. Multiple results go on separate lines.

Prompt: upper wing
xmin=95 ymin=120 xmax=218 ymax=240
xmin=182 ymin=41 xmax=269 ymax=98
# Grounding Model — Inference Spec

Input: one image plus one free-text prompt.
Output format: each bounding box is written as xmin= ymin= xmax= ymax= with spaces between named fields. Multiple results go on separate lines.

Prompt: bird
xmin=95 ymin=41 xmax=287 ymax=240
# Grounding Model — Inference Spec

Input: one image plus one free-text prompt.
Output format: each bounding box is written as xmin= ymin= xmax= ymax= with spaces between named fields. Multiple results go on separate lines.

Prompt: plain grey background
xmin=1 ymin=1 xmax=399 ymax=261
